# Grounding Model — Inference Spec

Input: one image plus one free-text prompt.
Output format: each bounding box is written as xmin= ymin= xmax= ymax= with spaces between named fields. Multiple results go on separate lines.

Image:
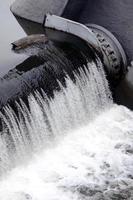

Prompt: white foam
xmin=0 ymin=105 xmax=133 ymax=199
xmin=1 ymin=59 xmax=132 ymax=199
xmin=0 ymin=60 xmax=112 ymax=174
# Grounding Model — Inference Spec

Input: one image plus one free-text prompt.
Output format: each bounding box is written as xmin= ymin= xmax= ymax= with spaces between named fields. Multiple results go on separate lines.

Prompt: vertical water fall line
xmin=0 ymin=48 xmax=133 ymax=199
xmin=0 ymin=56 xmax=112 ymax=176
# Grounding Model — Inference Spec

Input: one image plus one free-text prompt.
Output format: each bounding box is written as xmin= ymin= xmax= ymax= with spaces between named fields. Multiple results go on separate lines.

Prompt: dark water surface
xmin=0 ymin=0 xmax=27 ymax=77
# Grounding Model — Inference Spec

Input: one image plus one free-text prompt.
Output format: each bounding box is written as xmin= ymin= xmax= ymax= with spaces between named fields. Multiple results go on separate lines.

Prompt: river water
xmin=0 ymin=56 xmax=133 ymax=199
xmin=0 ymin=1 xmax=133 ymax=200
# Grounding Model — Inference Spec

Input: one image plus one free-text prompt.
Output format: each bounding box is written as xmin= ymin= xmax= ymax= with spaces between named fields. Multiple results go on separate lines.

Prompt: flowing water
xmin=0 ymin=53 xmax=133 ymax=200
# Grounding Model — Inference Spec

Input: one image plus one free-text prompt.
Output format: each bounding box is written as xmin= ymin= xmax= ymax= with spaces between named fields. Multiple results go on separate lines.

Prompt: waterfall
xmin=0 ymin=57 xmax=112 ymax=175
xmin=0 ymin=53 xmax=133 ymax=199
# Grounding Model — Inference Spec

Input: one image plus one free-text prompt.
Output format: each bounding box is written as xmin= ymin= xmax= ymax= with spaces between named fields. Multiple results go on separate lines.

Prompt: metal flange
xmin=44 ymin=14 xmax=127 ymax=82
xmin=86 ymin=24 xmax=127 ymax=80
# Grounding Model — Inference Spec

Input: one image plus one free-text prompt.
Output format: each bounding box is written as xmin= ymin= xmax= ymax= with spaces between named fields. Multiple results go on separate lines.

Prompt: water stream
xmin=0 ymin=2 xmax=133 ymax=199
xmin=0 ymin=56 xmax=133 ymax=199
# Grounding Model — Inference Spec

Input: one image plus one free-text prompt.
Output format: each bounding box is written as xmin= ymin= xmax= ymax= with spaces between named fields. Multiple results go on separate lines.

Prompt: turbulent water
xmin=0 ymin=58 xmax=133 ymax=199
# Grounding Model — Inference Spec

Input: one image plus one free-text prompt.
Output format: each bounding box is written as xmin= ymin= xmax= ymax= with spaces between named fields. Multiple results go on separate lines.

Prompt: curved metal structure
xmin=8 ymin=0 xmax=133 ymax=109
xmin=44 ymin=14 xmax=127 ymax=81
xmin=87 ymin=24 xmax=127 ymax=79
xmin=11 ymin=0 xmax=129 ymax=83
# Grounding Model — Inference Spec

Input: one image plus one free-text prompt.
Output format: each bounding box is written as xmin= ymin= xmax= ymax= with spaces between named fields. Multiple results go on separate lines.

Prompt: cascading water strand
xmin=0 ymin=57 xmax=112 ymax=176
xmin=0 ymin=50 xmax=133 ymax=199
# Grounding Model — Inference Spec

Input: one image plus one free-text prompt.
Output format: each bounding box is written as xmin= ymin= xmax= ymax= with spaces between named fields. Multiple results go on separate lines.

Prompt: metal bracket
xmin=43 ymin=14 xmax=128 ymax=81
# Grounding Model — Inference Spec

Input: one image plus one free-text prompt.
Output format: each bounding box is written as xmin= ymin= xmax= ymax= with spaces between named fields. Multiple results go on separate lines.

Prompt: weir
xmin=0 ymin=48 xmax=133 ymax=199
xmin=0 ymin=1 xmax=133 ymax=200
xmin=0 ymin=14 xmax=128 ymax=111
xmin=0 ymin=57 xmax=112 ymax=174
xmin=10 ymin=0 xmax=133 ymax=109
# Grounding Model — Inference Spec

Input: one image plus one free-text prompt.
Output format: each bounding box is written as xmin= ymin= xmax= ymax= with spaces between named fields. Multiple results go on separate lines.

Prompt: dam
xmin=0 ymin=0 xmax=133 ymax=199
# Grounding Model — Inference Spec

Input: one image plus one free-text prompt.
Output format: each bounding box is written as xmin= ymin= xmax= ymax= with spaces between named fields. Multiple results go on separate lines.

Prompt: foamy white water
xmin=0 ymin=58 xmax=133 ymax=199
xmin=0 ymin=105 xmax=133 ymax=200
xmin=0 ymin=60 xmax=112 ymax=173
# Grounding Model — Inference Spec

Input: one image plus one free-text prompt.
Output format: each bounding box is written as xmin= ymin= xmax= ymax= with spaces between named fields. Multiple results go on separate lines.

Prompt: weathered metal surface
xmin=63 ymin=0 xmax=133 ymax=63
xmin=44 ymin=14 xmax=127 ymax=83
xmin=11 ymin=0 xmax=133 ymax=63
xmin=44 ymin=14 xmax=100 ymax=52
xmin=10 ymin=0 xmax=133 ymax=109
